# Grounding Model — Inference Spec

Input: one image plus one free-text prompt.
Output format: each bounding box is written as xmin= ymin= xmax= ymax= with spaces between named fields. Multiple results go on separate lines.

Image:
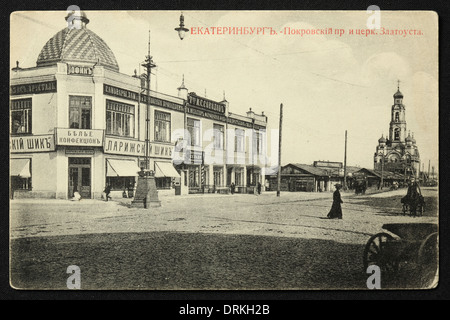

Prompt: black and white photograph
xmin=9 ymin=9 xmax=438 ymax=291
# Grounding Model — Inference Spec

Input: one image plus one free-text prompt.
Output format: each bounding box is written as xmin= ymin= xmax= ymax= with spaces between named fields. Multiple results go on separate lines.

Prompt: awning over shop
xmin=155 ymin=162 xmax=180 ymax=178
xmin=10 ymin=159 xmax=31 ymax=178
xmin=107 ymin=159 xmax=141 ymax=177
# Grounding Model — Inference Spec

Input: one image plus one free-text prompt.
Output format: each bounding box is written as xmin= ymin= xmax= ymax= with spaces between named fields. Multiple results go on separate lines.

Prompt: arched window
xmin=395 ymin=112 xmax=399 ymax=122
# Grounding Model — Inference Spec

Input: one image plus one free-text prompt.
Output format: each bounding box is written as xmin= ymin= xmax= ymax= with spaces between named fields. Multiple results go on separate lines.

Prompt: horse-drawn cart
xmin=363 ymin=223 xmax=438 ymax=287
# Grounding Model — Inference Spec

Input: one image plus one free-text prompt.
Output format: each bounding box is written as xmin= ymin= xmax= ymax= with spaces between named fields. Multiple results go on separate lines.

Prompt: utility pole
xmin=343 ymin=130 xmax=347 ymax=190
xmin=277 ymin=103 xmax=283 ymax=197
xmin=428 ymin=160 xmax=431 ymax=183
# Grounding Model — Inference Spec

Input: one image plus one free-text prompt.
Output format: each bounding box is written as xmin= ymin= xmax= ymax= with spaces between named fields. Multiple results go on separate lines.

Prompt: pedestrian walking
xmin=230 ymin=182 xmax=235 ymax=195
xmin=257 ymin=182 xmax=262 ymax=195
xmin=327 ymin=183 xmax=343 ymax=219
xmin=103 ymin=184 xmax=112 ymax=201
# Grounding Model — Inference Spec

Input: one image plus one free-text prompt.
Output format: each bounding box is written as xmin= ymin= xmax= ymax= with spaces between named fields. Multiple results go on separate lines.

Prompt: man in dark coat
xmin=327 ymin=184 xmax=343 ymax=219
xmin=104 ymin=184 xmax=112 ymax=201
xmin=230 ymin=182 xmax=235 ymax=195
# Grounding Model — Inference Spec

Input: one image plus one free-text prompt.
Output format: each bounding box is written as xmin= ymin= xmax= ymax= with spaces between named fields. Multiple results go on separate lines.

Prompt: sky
xmin=10 ymin=10 xmax=438 ymax=171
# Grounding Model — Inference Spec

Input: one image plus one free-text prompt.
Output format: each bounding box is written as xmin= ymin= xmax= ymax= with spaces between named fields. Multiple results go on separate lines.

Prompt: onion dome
xmin=405 ymin=132 xmax=413 ymax=143
xmin=411 ymin=133 xmax=416 ymax=144
xmin=393 ymin=89 xmax=403 ymax=98
xmin=378 ymin=134 xmax=386 ymax=144
xmin=394 ymin=80 xmax=403 ymax=98
xmin=36 ymin=12 xmax=119 ymax=72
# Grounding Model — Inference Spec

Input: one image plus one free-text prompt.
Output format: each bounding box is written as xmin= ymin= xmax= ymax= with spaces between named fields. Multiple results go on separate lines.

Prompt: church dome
xmin=36 ymin=13 xmax=119 ymax=72
xmin=405 ymin=133 xmax=413 ymax=143
xmin=393 ymin=89 xmax=403 ymax=98
xmin=378 ymin=135 xmax=386 ymax=144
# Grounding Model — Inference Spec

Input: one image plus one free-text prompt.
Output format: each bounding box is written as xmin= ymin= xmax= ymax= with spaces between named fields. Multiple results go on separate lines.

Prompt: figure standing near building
xmin=327 ymin=184 xmax=343 ymax=219
xmin=257 ymin=182 xmax=262 ymax=195
xmin=104 ymin=184 xmax=112 ymax=201
xmin=230 ymin=182 xmax=235 ymax=195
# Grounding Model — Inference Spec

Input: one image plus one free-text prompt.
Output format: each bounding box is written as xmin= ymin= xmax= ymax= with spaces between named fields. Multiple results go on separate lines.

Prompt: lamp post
xmin=131 ymin=30 xmax=161 ymax=208
xmin=175 ymin=12 xmax=189 ymax=40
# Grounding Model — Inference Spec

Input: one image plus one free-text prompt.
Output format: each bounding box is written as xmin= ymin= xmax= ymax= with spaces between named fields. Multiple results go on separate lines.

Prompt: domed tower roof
xmin=393 ymin=80 xmax=403 ymax=98
xmin=378 ymin=134 xmax=386 ymax=143
xmin=36 ymin=12 xmax=119 ymax=72
xmin=405 ymin=132 xmax=413 ymax=142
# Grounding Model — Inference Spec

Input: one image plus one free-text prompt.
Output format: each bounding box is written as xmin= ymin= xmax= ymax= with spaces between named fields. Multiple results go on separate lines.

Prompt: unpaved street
xmin=9 ymin=188 xmax=438 ymax=290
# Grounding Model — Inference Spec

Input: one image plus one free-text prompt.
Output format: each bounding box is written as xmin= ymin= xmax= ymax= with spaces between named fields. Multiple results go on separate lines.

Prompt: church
xmin=373 ymin=82 xmax=420 ymax=179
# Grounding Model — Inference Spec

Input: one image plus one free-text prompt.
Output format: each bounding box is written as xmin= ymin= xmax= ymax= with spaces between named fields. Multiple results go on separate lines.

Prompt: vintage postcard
xmin=9 ymin=9 xmax=438 ymax=291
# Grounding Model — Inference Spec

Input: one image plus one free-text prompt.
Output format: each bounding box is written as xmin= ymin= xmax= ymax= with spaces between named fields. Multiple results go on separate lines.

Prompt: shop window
xmin=11 ymin=176 xmax=31 ymax=190
xmin=10 ymin=98 xmax=32 ymax=134
xmin=69 ymin=96 xmax=92 ymax=129
xmin=187 ymin=118 xmax=201 ymax=147
xmin=213 ymin=124 xmax=224 ymax=149
xmin=154 ymin=110 xmax=171 ymax=142
xmin=156 ymin=177 xmax=171 ymax=189
xmin=106 ymin=99 xmax=135 ymax=137
xmin=213 ymin=168 xmax=223 ymax=186
xmin=235 ymin=129 xmax=245 ymax=152
xmin=106 ymin=176 xmax=135 ymax=191
xmin=235 ymin=168 xmax=243 ymax=186
xmin=188 ymin=166 xmax=200 ymax=187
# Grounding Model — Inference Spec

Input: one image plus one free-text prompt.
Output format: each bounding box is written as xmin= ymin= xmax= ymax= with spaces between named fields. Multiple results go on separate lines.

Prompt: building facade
xmin=265 ymin=161 xmax=354 ymax=192
xmin=373 ymin=83 xmax=420 ymax=178
xmin=9 ymin=12 xmax=267 ymax=199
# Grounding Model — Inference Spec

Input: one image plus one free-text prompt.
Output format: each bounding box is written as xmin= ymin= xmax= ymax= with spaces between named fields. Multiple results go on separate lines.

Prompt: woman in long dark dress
xmin=327 ymin=184 xmax=343 ymax=219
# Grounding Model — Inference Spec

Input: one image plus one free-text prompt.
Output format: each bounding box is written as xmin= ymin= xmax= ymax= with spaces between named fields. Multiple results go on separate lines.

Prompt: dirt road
xmin=9 ymin=188 xmax=438 ymax=290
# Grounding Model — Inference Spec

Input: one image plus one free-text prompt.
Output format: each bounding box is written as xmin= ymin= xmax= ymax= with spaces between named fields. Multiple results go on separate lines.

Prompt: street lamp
xmin=131 ymin=30 xmax=160 ymax=208
xmin=175 ymin=12 xmax=189 ymax=40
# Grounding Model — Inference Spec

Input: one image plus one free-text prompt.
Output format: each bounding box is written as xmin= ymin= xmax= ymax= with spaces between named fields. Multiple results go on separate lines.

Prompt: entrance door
xmin=68 ymin=158 xmax=91 ymax=198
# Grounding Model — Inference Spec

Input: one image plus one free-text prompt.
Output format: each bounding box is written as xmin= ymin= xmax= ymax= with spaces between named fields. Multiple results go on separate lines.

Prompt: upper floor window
xmin=154 ymin=110 xmax=171 ymax=142
xmin=253 ymin=130 xmax=264 ymax=154
xmin=187 ymin=118 xmax=201 ymax=147
xmin=70 ymin=95 xmax=92 ymax=129
xmin=10 ymin=98 xmax=32 ymax=134
xmin=213 ymin=124 xmax=224 ymax=149
xmin=395 ymin=112 xmax=399 ymax=122
xmin=235 ymin=128 xmax=245 ymax=152
xmin=106 ymin=99 xmax=135 ymax=137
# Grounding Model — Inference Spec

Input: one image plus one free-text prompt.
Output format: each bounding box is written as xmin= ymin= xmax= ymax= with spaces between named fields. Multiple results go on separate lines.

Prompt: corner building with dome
xmin=373 ymin=84 xmax=420 ymax=179
xmin=10 ymin=12 xmax=267 ymax=199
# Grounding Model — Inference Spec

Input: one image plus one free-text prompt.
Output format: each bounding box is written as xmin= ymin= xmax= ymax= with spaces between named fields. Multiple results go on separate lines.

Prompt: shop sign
xmin=185 ymin=150 xmax=203 ymax=164
xmin=56 ymin=128 xmax=103 ymax=147
xmin=104 ymin=136 xmax=145 ymax=156
xmin=10 ymin=134 xmax=55 ymax=153
xmin=187 ymin=93 xmax=225 ymax=114
xmin=10 ymin=81 xmax=57 ymax=95
xmin=67 ymin=64 xmax=93 ymax=76
xmin=65 ymin=147 xmax=94 ymax=155
xmin=149 ymin=143 xmax=173 ymax=159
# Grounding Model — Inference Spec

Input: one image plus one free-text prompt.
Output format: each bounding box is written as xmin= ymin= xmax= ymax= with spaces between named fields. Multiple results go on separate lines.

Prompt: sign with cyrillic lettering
xmin=56 ymin=128 xmax=103 ymax=146
xmin=10 ymin=134 xmax=55 ymax=153
xmin=104 ymin=136 xmax=145 ymax=156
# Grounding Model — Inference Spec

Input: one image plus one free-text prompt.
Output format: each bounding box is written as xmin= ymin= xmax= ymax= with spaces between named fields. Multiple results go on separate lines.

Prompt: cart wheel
xmin=417 ymin=232 xmax=438 ymax=287
xmin=363 ymin=232 xmax=398 ymax=274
